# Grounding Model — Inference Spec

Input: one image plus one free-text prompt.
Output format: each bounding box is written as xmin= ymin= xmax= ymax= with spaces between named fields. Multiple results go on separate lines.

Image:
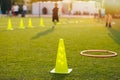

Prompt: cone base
xmin=20 ymin=27 xmax=25 ymax=29
xmin=50 ymin=68 xmax=72 ymax=74
xmin=28 ymin=26 xmax=34 ymax=28
xmin=40 ymin=25 xmax=45 ymax=27
xmin=7 ymin=28 xmax=14 ymax=30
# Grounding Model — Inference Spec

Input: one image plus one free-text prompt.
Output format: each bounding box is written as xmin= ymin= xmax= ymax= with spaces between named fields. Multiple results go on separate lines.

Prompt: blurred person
xmin=101 ymin=8 xmax=105 ymax=18
xmin=13 ymin=2 xmax=19 ymax=16
xmin=105 ymin=13 xmax=112 ymax=28
xmin=11 ymin=5 xmax=15 ymax=16
xmin=52 ymin=3 xmax=59 ymax=28
xmin=21 ymin=3 xmax=27 ymax=17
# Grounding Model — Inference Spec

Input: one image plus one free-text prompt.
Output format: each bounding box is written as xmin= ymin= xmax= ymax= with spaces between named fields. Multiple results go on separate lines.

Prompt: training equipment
xmin=7 ymin=18 xmax=13 ymax=30
xmin=28 ymin=18 xmax=33 ymax=28
xmin=80 ymin=50 xmax=117 ymax=58
xmin=40 ymin=18 xmax=45 ymax=27
xmin=20 ymin=18 xmax=25 ymax=29
xmin=50 ymin=39 xmax=72 ymax=74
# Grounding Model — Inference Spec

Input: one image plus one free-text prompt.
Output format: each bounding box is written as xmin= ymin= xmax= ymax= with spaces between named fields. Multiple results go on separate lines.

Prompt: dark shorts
xmin=106 ymin=22 xmax=111 ymax=27
xmin=14 ymin=11 xmax=19 ymax=16
xmin=52 ymin=17 xmax=59 ymax=22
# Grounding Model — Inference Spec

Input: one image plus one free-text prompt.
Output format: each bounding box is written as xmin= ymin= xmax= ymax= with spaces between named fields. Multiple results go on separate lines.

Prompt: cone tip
xmin=60 ymin=38 xmax=63 ymax=41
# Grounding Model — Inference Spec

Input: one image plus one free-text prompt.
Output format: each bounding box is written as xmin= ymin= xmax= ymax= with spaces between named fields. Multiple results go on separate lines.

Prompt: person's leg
xmin=106 ymin=22 xmax=108 ymax=27
xmin=24 ymin=11 xmax=27 ymax=17
xmin=109 ymin=23 xmax=111 ymax=28
xmin=57 ymin=17 xmax=59 ymax=22
xmin=52 ymin=18 xmax=55 ymax=28
xmin=54 ymin=17 xmax=59 ymax=25
xmin=14 ymin=12 xmax=17 ymax=16
xmin=16 ymin=12 xmax=19 ymax=16
xmin=23 ymin=11 xmax=25 ymax=17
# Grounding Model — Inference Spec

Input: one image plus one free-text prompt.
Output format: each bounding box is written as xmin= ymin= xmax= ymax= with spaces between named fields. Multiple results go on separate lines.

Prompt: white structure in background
xmin=32 ymin=1 xmax=62 ymax=15
xmin=32 ymin=1 xmax=100 ymax=15
xmin=72 ymin=1 xmax=96 ymax=15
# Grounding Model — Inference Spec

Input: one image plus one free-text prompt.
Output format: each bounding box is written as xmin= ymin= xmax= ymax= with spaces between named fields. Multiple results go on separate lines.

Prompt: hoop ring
xmin=80 ymin=50 xmax=117 ymax=58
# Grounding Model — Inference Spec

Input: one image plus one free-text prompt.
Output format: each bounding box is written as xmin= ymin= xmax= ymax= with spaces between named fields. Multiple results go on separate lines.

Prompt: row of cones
xmin=8 ymin=18 xmax=72 ymax=74
xmin=7 ymin=18 xmax=45 ymax=30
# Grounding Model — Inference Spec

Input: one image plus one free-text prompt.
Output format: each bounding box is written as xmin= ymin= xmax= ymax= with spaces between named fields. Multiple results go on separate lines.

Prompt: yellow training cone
xmin=50 ymin=39 xmax=72 ymax=74
xmin=20 ymin=18 xmax=25 ymax=29
xmin=7 ymin=18 xmax=13 ymax=30
xmin=39 ymin=18 xmax=44 ymax=27
xmin=28 ymin=18 xmax=33 ymax=28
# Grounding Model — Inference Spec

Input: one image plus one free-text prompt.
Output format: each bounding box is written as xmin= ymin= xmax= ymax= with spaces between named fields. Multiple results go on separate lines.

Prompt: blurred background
xmin=0 ymin=0 xmax=120 ymax=18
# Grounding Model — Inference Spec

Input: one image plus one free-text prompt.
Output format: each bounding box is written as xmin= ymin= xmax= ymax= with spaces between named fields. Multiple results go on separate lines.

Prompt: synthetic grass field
xmin=0 ymin=17 xmax=120 ymax=80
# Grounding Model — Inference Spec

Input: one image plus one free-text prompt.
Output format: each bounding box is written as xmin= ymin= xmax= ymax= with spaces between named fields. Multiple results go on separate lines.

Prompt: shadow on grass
xmin=51 ymin=74 xmax=68 ymax=80
xmin=0 ymin=30 xmax=8 ymax=32
xmin=108 ymin=28 xmax=120 ymax=45
xmin=31 ymin=28 xmax=54 ymax=39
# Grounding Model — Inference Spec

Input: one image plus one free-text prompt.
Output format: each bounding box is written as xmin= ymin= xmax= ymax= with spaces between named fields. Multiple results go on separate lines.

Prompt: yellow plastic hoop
xmin=80 ymin=50 xmax=117 ymax=58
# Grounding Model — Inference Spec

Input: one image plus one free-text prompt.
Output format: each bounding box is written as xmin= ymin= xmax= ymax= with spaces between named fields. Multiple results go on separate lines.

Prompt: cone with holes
xmin=50 ymin=39 xmax=72 ymax=74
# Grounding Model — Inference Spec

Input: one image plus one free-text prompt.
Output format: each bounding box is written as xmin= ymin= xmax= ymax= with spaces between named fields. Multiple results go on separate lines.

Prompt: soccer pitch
xmin=0 ymin=17 xmax=120 ymax=80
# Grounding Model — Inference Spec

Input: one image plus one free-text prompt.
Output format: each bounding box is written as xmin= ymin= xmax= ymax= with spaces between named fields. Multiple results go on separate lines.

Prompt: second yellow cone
xmin=7 ymin=18 xmax=13 ymax=30
xmin=40 ymin=18 xmax=45 ymax=27
xmin=20 ymin=18 xmax=25 ymax=29
xmin=28 ymin=18 xmax=33 ymax=28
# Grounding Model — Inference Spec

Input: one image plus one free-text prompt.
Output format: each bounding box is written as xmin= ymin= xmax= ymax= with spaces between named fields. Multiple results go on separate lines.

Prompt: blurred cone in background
xmin=40 ymin=18 xmax=45 ymax=27
xmin=20 ymin=18 xmax=25 ymax=29
xmin=7 ymin=18 xmax=13 ymax=30
xmin=28 ymin=18 xmax=33 ymax=28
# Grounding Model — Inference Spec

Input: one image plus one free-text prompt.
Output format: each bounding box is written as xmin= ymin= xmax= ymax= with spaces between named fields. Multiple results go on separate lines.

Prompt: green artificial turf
xmin=0 ymin=17 xmax=120 ymax=80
